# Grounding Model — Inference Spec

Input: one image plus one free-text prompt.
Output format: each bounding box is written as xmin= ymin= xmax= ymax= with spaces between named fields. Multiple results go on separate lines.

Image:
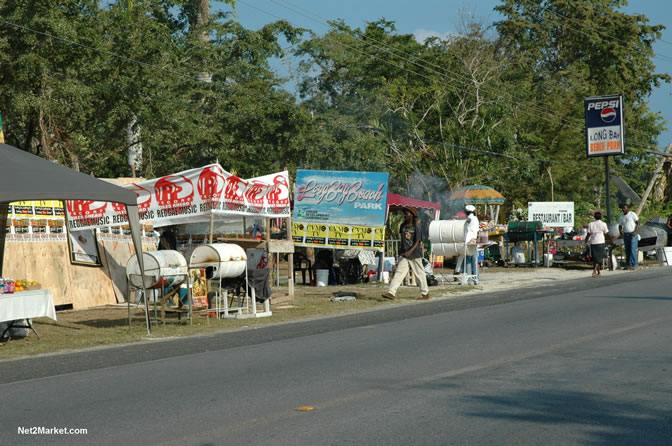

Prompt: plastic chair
xmin=294 ymin=253 xmax=313 ymax=285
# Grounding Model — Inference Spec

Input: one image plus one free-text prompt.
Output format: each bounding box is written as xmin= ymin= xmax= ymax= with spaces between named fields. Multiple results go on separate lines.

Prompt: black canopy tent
xmin=0 ymin=144 xmax=152 ymax=333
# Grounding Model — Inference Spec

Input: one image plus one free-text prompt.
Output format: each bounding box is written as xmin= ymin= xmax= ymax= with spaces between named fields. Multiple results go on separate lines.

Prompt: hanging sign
xmin=585 ymin=94 xmax=625 ymax=157
xmin=65 ymin=164 xmax=290 ymax=230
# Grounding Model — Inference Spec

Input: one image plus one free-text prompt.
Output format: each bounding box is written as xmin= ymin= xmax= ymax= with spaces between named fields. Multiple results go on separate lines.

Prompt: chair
xmin=293 ymin=253 xmax=313 ymax=285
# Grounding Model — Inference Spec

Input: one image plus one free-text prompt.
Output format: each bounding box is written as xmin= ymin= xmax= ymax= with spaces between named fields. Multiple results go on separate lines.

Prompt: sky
xmin=230 ymin=0 xmax=672 ymax=150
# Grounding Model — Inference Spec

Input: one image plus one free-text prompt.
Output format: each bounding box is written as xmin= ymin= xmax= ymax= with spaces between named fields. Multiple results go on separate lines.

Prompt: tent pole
xmin=126 ymin=204 xmax=151 ymax=334
xmin=0 ymin=203 xmax=7 ymax=277
xmin=209 ymin=212 xmax=215 ymax=244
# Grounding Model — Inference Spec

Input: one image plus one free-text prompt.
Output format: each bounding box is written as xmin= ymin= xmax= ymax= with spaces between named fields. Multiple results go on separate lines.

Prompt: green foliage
xmin=0 ymin=0 xmax=669 ymax=225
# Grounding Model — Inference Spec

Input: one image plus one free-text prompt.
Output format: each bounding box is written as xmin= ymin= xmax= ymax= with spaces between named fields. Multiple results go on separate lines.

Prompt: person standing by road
xmin=464 ymin=205 xmax=480 ymax=285
xmin=619 ymin=204 xmax=640 ymax=269
xmin=586 ymin=211 xmax=611 ymax=277
xmin=382 ymin=207 xmax=429 ymax=300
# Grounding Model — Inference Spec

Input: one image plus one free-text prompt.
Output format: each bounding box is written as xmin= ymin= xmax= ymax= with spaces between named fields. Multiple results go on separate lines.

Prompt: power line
xmin=255 ymin=0 xmax=589 ymax=130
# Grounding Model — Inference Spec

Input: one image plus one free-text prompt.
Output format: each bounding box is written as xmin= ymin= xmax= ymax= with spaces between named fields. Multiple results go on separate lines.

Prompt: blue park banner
xmin=294 ymin=170 xmax=389 ymax=227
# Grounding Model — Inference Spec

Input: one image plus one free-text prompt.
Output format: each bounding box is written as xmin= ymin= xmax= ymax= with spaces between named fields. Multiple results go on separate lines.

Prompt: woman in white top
xmin=586 ymin=211 xmax=611 ymax=277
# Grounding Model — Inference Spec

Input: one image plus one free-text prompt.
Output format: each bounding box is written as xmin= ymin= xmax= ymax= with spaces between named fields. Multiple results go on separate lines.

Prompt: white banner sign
xmin=528 ymin=202 xmax=574 ymax=228
xmin=66 ymin=164 xmax=290 ymax=230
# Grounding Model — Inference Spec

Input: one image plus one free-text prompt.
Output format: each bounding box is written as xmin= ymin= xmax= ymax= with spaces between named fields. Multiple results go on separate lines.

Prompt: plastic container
xmin=511 ymin=246 xmax=525 ymax=264
xmin=543 ymin=253 xmax=553 ymax=267
xmin=382 ymin=271 xmax=390 ymax=284
xmin=316 ymin=269 xmax=329 ymax=287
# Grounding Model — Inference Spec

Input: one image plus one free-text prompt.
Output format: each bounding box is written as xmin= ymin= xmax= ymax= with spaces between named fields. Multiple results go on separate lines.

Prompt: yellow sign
xmin=305 ymin=223 xmax=327 ymax=246
xmin=11 ymin=201 xmax=34 ymax=218
xmin=350 ymin=226 xmax=374 ymax=248
xmin=293 ymin=223 xmax=385 ymax=252
xmin=327 ymin=224 xmax=350 ymax=248
xmin=292 ymin=222 xmax=306 ymax=243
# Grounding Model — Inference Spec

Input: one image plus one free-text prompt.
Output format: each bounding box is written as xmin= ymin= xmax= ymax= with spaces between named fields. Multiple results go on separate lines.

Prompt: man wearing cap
xmin=464 ymin=205 xmax=480 ymax=285
xmin=382 ymin=207 xmax=429 ymax=300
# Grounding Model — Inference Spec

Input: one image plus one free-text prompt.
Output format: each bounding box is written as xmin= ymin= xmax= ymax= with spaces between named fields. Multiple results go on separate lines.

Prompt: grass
xmin=0 ymin=280 xmax=471 ymax=361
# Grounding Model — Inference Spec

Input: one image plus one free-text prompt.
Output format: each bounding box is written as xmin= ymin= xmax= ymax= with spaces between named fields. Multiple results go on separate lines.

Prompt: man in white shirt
xmin=618 ymin=204 xmax=639 ymax=269
xmin=464 ymin=205 xmax=480 ymax=285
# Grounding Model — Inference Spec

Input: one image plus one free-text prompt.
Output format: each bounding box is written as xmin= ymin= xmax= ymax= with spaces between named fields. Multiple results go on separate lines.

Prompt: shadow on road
xmin=463 ymin=389 xmax=672 ymax=445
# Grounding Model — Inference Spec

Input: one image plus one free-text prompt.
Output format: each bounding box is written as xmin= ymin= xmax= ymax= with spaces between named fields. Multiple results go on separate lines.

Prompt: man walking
xmin=618 ymin=204 xmax=639 ymax=269
xmin=382 ymin=207 xmax=429 ymax=300
xmin=464 ymin=205 xmax=480 ymax=285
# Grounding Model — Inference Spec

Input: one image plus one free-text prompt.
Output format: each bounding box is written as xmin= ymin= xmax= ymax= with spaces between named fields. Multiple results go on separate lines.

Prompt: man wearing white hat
xmin=464 ymin=205 xmax=480 ymax=285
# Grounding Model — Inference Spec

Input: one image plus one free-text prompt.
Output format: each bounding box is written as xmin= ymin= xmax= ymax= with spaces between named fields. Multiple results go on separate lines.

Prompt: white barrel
xmin=126 ymin=250 xmax=188 ymax=288
xmin=429 ymin=220 xmax=467 ymax=244
xmin=316 ymin=269 xmax=329 ymax=286
xmin=432 ymin=242 xmax=477 ymax=257
xmin=189 ymin=243 xmax=247 ymax=279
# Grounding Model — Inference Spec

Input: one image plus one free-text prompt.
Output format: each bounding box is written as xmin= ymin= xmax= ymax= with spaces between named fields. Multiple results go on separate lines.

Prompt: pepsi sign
xmin=585 ymin=94 xmax=624 ymax=157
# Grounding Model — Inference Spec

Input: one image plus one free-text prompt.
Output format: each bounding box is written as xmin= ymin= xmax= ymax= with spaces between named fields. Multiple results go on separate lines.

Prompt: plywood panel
xmin=3 ymin=239 xmax=155 ymax=309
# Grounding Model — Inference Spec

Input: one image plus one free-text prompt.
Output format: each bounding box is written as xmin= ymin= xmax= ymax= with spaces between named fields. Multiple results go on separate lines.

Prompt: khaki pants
xmin=388 ymin=257 xmax=429 ymax=296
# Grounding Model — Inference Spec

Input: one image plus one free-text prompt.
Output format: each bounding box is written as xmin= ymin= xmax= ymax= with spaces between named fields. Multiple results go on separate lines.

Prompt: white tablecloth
xmin=0 ymin=290 xmax=57 ymax=322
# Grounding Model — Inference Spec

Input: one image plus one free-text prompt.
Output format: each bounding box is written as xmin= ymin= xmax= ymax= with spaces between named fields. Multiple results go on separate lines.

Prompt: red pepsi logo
xmin=600 ymin=107 xmax=617 ymax=123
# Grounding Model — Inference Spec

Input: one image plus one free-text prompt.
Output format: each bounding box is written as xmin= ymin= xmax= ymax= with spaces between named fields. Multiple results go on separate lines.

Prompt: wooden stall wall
xmin=3 ymin=239 xmax=155 ymax=309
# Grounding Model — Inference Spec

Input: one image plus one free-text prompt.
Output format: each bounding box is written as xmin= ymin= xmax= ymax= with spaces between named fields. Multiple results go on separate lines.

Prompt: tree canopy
xmin=0 ymin=0 xmax=669 ymax=219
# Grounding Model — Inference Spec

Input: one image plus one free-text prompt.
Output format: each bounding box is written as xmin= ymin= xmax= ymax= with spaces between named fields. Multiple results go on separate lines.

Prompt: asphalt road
xmin=1 ymin=268 xmax=671 ymax=445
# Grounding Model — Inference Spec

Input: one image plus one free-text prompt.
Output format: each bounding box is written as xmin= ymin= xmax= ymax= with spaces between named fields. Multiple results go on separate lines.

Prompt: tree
xmin=495 ymin=0 xmax=671 ymax=208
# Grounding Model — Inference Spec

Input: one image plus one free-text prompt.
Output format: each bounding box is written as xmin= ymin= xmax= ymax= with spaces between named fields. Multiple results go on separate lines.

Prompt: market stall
xmin=69 ymin=163 xmax=294 ymax=316
xmin=446 ymin=185 xmax=505 ymax=226
xmin=0 ymin=143 xmax=151 ymax=334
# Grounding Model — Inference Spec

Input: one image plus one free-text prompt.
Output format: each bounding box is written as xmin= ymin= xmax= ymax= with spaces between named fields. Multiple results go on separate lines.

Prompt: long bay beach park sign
xmin=528 ymin=202 xmax=574 ymax=228
xmin=293 ymin=170 xmax=389 ymax=227
xmin=585 ymin=94 xmax=625 ymax=157
xmin=292 ymin=170 xmax=389 ymax=251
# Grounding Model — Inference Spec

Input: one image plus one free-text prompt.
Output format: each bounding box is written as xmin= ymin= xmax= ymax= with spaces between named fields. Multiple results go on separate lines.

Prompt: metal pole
xmin=605 ymin=157 xmax=611 ymax=224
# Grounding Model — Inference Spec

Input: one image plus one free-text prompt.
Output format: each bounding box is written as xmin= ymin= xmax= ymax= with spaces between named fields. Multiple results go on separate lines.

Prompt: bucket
xmin=543 ymin=253 xmax=552 ymax=267
xmin=316 ymin=269 xmax=329 ymax=286
xmin=382 ymin=271 xmax=390 ymax=284
xmin=511 ymin=246 xmax=525 ymax=264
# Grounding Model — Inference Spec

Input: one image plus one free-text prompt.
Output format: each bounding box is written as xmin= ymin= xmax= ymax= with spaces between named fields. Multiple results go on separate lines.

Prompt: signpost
xmin=585 ymin=94 xmax=625 ymax=223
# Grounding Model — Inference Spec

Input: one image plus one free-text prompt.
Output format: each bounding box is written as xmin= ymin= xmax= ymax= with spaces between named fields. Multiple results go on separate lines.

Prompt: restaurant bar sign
xmin=528 ymin=202 xmax=574 ymax=228
xmin=585 ymin=94 xmax=625 ymax=157
xmin=293 ymin=170 xmax=389 ymax=251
